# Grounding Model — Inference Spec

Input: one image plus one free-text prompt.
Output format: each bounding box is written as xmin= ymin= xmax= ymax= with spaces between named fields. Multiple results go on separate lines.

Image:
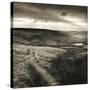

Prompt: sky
xmin=11 ymin=2 xmax=87 ymax=31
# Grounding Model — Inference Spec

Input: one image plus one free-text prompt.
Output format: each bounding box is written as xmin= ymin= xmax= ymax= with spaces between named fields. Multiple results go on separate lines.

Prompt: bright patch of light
xmin=73 ymin=43 xmax=84 ymax=46
xmin=13 ymin=16 xmax=87 ymax=31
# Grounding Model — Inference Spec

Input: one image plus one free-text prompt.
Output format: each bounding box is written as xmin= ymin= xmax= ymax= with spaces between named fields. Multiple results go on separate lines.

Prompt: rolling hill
xmin=12 ymin=28 xmax=87 ymax=46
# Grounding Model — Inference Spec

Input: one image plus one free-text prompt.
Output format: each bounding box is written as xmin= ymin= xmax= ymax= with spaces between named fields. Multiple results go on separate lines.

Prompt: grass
xmin=12 ymin=45 xmax=87 ymax=88
xmin=49 ymin=50 xmax=87 ymax=85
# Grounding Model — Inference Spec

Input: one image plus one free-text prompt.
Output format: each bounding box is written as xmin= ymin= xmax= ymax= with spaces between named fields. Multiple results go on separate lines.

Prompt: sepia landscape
xmin=11 ymin=2 xmax=88 ymax=88
xmin=11 ymin=28 xmax=87 ymax=88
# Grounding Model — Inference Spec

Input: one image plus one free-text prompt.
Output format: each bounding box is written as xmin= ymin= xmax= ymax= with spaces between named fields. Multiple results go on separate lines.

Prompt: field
xmin=11 ymin=28 xmax=88 ymax=88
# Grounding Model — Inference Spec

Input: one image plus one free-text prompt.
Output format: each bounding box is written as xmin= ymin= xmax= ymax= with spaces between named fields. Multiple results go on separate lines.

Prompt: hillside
xmin=11 ymin=28 xmax=87 ymax=88
xmin=12 ymin=28 xmax=87 ymax=46
xmin=12 ymin=45 xmax=87 ymax=88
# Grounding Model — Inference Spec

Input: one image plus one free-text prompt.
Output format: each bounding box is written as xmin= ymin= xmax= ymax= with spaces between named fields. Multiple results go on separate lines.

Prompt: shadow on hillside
xmin=49 ymin=51 xmax=88 ymax=85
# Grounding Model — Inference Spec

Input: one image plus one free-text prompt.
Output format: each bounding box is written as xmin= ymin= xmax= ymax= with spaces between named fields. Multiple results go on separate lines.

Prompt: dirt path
xmin=26 ymin=49 xmax=59 ymax=86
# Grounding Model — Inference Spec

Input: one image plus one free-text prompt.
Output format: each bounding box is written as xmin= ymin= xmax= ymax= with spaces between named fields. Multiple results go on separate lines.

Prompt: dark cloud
xmin=11 ymin=2 xmax=87 ymax=31
xmin=12 ymin=2 xmax=87 ymax=22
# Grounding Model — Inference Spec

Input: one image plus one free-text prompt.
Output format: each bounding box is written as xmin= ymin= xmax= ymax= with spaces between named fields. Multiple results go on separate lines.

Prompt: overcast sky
xmin=11 ymin=2 xmax=87 ymax=31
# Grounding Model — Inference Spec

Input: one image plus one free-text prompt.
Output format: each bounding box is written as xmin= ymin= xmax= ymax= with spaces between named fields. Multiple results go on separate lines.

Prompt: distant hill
xmin=12 ymin=28 xmax=87 ymax=46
